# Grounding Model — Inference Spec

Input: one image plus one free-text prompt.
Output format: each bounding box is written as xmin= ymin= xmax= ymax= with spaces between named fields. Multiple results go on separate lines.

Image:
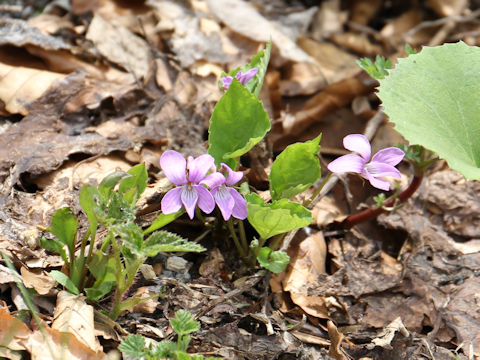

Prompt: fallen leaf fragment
xmin=0 ymin=62 xmax=65 ymax=115
xmin=86 ymin=14 xmax=151 ymax=80
xmin=52 ymin=291 xmax=103 ymax=353
xmin=206 ymin=0 xmax=313 ymax=64
xmin=20 ymin=267 xmax=57 ymax=295
xmin=370 ymin=317 xmax=410 ymax=350
xmin=327 ymin=321 xmax=348 ymax=360
xmin=0 ymin=307 xmax=31 ymax=351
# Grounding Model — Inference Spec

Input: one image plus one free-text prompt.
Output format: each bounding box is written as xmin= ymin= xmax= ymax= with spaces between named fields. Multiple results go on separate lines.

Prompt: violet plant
xmin=152 ymin=42 xmax=412 ymax=274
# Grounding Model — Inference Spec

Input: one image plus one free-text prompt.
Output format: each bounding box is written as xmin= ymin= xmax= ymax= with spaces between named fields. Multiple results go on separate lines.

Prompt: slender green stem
xmin=303 ymin=173 xmax=332 ymax=208
xmin=269 ymin=234 xmax=285 ymax=251
xmin=237 ymin=220 xmax=249 ymax=254
xmin=227 ymin=218 xmax=247 ymax=258
xmin=195 ymin=207 xmax=206 ymax=224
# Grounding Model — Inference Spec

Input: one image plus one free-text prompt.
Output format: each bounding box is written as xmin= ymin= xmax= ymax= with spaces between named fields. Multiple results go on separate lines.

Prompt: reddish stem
xmin=341 ymin=175 xmax=423 ymax=228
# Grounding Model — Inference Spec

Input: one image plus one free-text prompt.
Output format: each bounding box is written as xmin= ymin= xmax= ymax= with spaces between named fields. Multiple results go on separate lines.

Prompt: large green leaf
xmin=98 ymin=171 xmax=130 ymax=199
xmin=378 ymin=41 xmax=480 ymax=180
xmin=48 ymin=207 xmax=77 ymax=255
xmin=79 ymin=184 xmax=99 ymax=235
xmin=246 ymin=193 xmax=313 ymax=240
xmin=269 ymin=135 xmax=321 ymax=200
xmin=208 ymin=80 xmax=271 ymax=168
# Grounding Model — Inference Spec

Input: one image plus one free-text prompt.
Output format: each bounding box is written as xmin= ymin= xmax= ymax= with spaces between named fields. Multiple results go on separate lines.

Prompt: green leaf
xmin=85 ymin=282 xmax=114 ymax=301
xmin=119 ymin=163 xmax=148 ymax=204
xmin=48 ymin=207 xmax=77 ymax=255
xmin=246 ymin=193 xmax=313 ymax=240
xmin=144 ymin=231 xmax=205 ymax=255
xmin=116 ymin=223 xmax=145 ymax=258
xmin=49 ymin=270 xmax=80 ymax=295
xmin=170 ymin=310 xmax=200 ymax=337
xmin=176 ymin=351 xmax=193 ymax=360
xmin=357 ymin=55 xmax=392 ymax=79
xmin=151 ymin=340 xmax=176 ymax=358
xmin=378 ymin=41 xmax=480 ymax=180
xmin=79 ymin=184 xmax=99 ymax=231
xmin=88 ymin=250 xmax=117 ymax=282
xmin=143 ymin=210 xmax=185 ymax=235
xmin=208 ymin=80 xmax=271 ymax=168
xmin=256 ymin=247 xmax=290 ymax=274
xmin=269 ymin=135 xmax=321 ymax=200
xmin=118 ymin=334 xmax=146 ymax=359
xmin=40 ymin=237 xmax=68 ymax=263
xmin=98 ymin=171 xmax=130 ymax=199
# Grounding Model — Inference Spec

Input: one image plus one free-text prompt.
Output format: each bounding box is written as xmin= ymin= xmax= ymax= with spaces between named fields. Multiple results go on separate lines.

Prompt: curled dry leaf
xmin=0 ymin=307 xmax=31 ymax=351
xmin=327 ymin=321 xmax=348 ymax=360
xmin=52 ymin=291 xmax=103 ymax=353
xmin=283 ymin=231 xmax=329 ymax=318
xmin=0 ymin=62 xmax=65 ymax=115
xmin=206 ymin=0 xmax=313 ymax=65
xmin=20 ymin=266 xmax=57 ymax=295
xmin=86 ymin=14 xmax=151 ymax=80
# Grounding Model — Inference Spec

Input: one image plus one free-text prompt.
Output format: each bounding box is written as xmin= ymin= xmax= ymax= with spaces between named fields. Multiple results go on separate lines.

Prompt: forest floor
xmin=0 ymin=0 xmax=479 ymax=359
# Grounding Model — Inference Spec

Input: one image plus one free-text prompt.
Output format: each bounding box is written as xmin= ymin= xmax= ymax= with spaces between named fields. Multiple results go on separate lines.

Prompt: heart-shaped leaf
xmin=378 ymin=42 xmax=480 ymax=180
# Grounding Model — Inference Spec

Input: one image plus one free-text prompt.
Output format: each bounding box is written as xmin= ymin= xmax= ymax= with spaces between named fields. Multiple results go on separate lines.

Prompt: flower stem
xmin=237 ymin=220 xmax=249 ymax=254
xmin=227 ymin=218 xmax=247 ymax=259
xmin=303 ymin=173 xmax=332 ymax=208
xmin=341 ymin=174 xmax=423 ymax=228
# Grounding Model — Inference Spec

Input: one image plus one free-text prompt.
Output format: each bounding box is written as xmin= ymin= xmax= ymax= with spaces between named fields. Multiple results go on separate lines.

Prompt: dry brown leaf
xmin=20 ymin=267 xmax=57 ymax=295
xmin=327 ymin=321 xmax=348 ymax=360
xmin=206 ymin=0 xmax=313 ymax=65
xmin=311 ymin=0 xmax=347 ymax=39
xmin=297 ymin=38 xmax=360 ymax=85
xmin=283 ymin=231 xmax=329 ymax=318
xmin=278 ymin=62 xmax=327 ymax=97
xmin=23 ymin=324 xmax=106 ymax=360
xmin=380 ymin=9 xmax=422 ymax=43
xmin=370 ymin=317 xmax=410 ymax=350
xmin=0 ymin=62 xmax=65 ymax=115
xmin=350 ymin=0 xmax=382 ymax=26
xmin=86 ymin=14 xmax=151 ymax=80
xmin=0 ymin=307 xmax=31 ymax=351
xmin=427 ymin=0 xmax=468 ymax=17
xmin=27 ymin=14 xmax=75 ymax=35
xmin=290 ymin=330 xmax=330 ymax=346
xmin=52 ymin=291 xmax=103 ymax=353
xmin=129 ymin=287 xmax=159 ymax=314
xmin=330 ymin=32 xmax=381 ymax=57
xmin=312 ymin=196 xmax=347 ymax=227
xmin=199 ymin=248 xmax=225 ymax=278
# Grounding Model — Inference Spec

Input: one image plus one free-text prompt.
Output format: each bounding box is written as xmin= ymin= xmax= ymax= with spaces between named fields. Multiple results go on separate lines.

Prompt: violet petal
xmin=212 ymin=186 xmax=235 ymax=220
xmin=327 ymin=154 xmax=365 ymax=174
xmin=371 ymin=147 xmax=405 ymax=166
xmin=160 ymin=150 xmax=187 ymax=185
xmin=194 ymin=185 xmax=215 ymax=214
xmin=222 ymin=76 xmax=233 ymax=90
xmin=181 ymin=186 xmax=199 ymax=219
xmin=200 ymin=172 xmax=225 ymax=189
xmin=362 ymin=170 xmax=391 ymax=191
xmin=364 ymin=162 xmax=401 ymax=179
xmin=229 ymin=188 xmax=247 ymax=220
xmin=161 ymin=187 xmax=183 ymax=214
xmin=343 ymin=134 xmax=371 ymax=161
xmin=188 ymin=154 xmax=215 ymax=183
xmin=221 ymin=163 xmax=243 ymax=186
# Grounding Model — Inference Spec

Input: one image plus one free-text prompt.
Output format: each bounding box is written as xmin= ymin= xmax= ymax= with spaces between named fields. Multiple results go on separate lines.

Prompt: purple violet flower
xmin=160 ymin=150 xmax=216 ymax=219
xmin=327 ymin=134 xmax=405 ymax=191
xmin=221 ymin=68 xmax=259 ymax=90
xmin=201 ymin=164 xmax=247 ymax=221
